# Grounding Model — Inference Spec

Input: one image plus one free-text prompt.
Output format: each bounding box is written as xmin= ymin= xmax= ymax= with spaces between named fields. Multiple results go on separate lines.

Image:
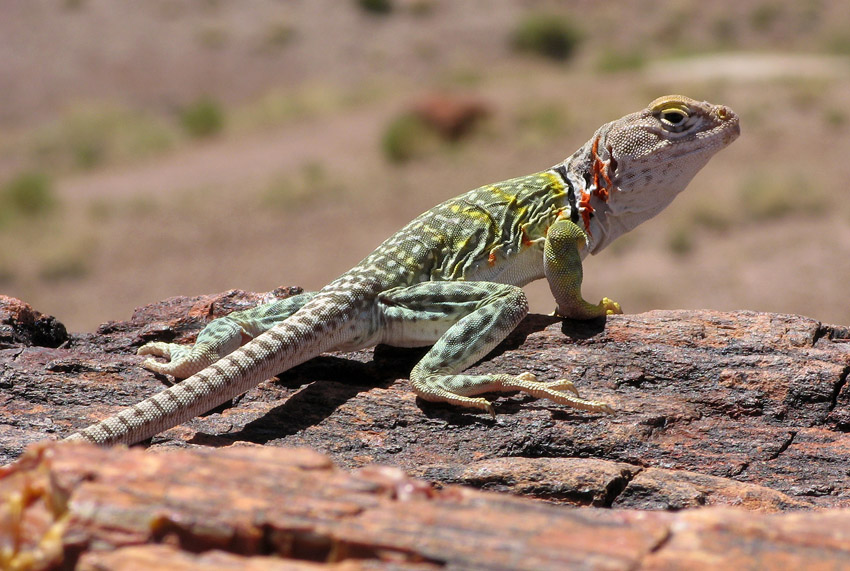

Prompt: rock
xmin=3 ymin=442 xmax=850 ymax=570
xmin=0 ymin=295 xmax=67 ymax=349
xmin=1 ymin=290 xmax=850 ymax=515
xmin=411 ymin=93 xmax=491 ymax=140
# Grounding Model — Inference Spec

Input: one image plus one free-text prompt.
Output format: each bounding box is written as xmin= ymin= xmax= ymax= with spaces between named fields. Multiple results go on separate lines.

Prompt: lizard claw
xmin=600 ymin=297 xmax=622 ymax=315
xmin=516 ymin=373 xmax=580 ymax=396
xmin=137 ymin=341 xmax=215 ymax=378
xmin=545 ymin=379 xmax=580 ymax=396
xmin=137 ymin=341 xmax=171 ymax=358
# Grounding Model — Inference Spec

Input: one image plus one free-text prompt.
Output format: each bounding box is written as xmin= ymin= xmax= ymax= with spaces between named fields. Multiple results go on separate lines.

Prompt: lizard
xmin=66 ymin=95 xmax=740 ymax=446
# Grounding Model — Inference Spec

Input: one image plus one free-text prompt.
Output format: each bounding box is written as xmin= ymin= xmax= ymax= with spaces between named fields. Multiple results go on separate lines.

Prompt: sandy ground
xmin=2 ymin=0 xmax=850 ymax=331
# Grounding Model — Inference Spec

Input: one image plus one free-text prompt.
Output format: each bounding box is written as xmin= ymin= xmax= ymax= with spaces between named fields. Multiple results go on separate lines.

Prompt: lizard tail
xmin=65 ymin=300 xmax=352 ymax=446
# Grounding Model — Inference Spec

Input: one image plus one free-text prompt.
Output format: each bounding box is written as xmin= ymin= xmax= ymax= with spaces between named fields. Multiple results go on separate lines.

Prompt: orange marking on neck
xmin=590 ymin=136 xmax=613 ymax=203
xmin=521 ymin=227 xmax=534 ymax=247
xmin=579 ymin=189 xmax=594 ymax=236
xmin=488 ymin=252 xmax=496 ymax=266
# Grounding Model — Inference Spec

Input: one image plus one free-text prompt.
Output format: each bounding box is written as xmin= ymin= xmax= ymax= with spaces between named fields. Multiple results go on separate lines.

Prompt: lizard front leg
xmin=379 ymin=281 xmax=612 ymax=415
xmin=544 ymin=218 xmax=622 ymax=319
xmin=139 ymin=291 xmax=317 ymax=378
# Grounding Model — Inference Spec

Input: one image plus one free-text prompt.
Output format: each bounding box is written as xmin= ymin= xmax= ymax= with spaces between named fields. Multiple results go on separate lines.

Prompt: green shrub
xmin=2 ymin=171 xmax=55 ymax=218
xmin=516 ymin=102 xmax=570 ymax=144
xmin=512 ymin=13 xmax=582 ymax=61
xmin=738 ymin=173 xmax=824 ymax=221
xmin=827 ymin=32 xmax=850 ymax=55
xmin=749 ymin=4 xmax=781 ymax=32
xmin=689 ymin=201 xmax=732 ymax=231
xmin=667 ymin=226 xmax=693 ymax=256
xmin=409 ymin=0 xmax=435 ymax=17
xmin=265 ymin=22 xmax=295 ymax=48
xmin=357 ymin=0 xmax=392 ymax=15
xmin=596 ymin=48 xmax=645 ymax=72
xmin=38 ymin=254 xmax=91 ymax=282
xmin=824 ymin=108 xmax=847 ymax=129
xmin=32 ymin=105 xmax=176 ymax=171
xmin=197 ymin=25 xmax=229 ymax=50
xmin=381 ymin=114 xmax=439 ymax=163
xmin=739 ymin=180 xmax=794 ymax=220
xmin=180 ymin=97 xmax=225 ymax=138
xmin=262 ymin=162 xmax=343 ymax=209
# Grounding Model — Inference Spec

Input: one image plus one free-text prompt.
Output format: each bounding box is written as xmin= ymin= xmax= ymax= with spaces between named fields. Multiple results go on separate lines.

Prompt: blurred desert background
xmin=2 ymin=0 xmax=850 ymax=333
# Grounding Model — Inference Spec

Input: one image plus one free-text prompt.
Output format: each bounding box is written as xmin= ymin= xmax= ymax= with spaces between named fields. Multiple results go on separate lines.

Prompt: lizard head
xmin=603 ymin=95 xmax=740 ymax=214
xmin=581 ymin=95 xmax=740 ymax=253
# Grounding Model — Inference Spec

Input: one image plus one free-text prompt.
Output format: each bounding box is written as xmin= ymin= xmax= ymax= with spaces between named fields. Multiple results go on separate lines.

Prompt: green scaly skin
xmin=67 ymin=95 xmax=740 ymax=445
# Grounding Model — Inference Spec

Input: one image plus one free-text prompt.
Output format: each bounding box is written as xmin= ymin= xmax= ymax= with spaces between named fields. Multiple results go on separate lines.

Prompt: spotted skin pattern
xmin=67 ymin=96 xmax=740 ymax=445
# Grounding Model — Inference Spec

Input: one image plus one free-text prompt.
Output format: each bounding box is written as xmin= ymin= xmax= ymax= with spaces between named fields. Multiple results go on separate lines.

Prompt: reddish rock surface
xmin=3 ymin=442 xmax=850 ymax=570
xmin=2 ymin=290 xmax=850 ymax=567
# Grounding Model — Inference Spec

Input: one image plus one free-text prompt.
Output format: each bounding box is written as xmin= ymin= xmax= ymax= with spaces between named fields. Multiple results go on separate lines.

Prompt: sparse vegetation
xmin=264 ymin=22 xmax=296 ymax=49
xmin=409 ymin=0 xmax=436 ymax=17
xmin=738 ymin=172 xmax=824 ymax=221
xmin=32 ymin=105 xmax=176 ymax=171
xmin=688 ymin=199 xmax=733 ymax=231
xmin=653 ymin=8 xmax=689 ymax=47
xmin=516 ymin=102 xmax=570 ymax=145
xmin=667 ymin=225 xmax=694 ymax=256
xmin=262 ymin=162 xmax=342 ymax=209
xmin=231 ymin=84 xmax=374 ymax=132
xmin=87 ymin=195 xmax=158 ymax=222
xmin=1 ymin=171 xmax=55 ymax=222
xmin=3 ymin=0 xmax=850 ymax=332
xmin=39 ymin=251 xmax=91 ymax=282
xmin=827 ymin=32 xmax=850 ymax=54
xmin=197 ymin=25 xmax=229 ymax=49
xmin=38 ymin=244 xmax=92 ymax=281
xmin=824 ymin=108 xmax=847 ymax=128
xmin=357 ymin=0 xmax=393 ymax=15
xmin=711 ymin=17 xmax=738 ymax=48
xmin=381 ymin=114 xmax=440 ymax=163
xmin=180 ymin=97 xmax=225 ymax=138
xmin=749 ymin=4 xmax=782 ymax=32
xmin=511 ymin=12 xmax=582 ymax=62
xmin=596 ymin=48 xmax=646 ymax=72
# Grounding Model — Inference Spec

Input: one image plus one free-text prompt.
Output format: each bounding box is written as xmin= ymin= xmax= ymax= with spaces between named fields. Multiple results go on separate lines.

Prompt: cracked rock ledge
xmin=2 ymin=290 xmax=850 ymax=569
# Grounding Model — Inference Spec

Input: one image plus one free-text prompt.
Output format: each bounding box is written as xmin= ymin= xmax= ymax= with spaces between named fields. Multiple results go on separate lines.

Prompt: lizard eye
xmin=654 ymin=104 xmax=693 ymax=133
xmin=661 ymin=110 xmax=687 ymax=125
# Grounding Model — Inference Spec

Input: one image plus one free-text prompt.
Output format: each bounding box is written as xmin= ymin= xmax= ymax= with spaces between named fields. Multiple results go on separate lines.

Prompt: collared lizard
xmin=67 ymin=95 xmax=740 ymax=445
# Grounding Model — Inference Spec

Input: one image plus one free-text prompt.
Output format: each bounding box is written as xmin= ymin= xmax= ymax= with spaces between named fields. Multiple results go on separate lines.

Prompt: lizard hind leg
xmin=138 ymin=292 xmax=318 ymax=378
xmin=380 ymin=282 xmax=612 ymax=415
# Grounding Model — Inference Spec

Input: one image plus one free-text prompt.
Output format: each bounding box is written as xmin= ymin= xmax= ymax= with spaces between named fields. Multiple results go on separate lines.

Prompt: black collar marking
xmin=553 ymin=165 xmax=579 ymax=223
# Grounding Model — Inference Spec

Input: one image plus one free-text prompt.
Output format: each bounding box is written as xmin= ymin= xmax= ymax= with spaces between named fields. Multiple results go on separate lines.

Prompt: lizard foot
xmin=511 ymin=372 xmax=614 ymax=414
xmin=599 ymin=297 xmax=623 ymax=315
xmin=516 ymin=372 xmax=580 ymax=396
xmin=137 ymin=342 xmax=217 ymax=379
xmin=550 ymin=297 xmax=622 ymax=319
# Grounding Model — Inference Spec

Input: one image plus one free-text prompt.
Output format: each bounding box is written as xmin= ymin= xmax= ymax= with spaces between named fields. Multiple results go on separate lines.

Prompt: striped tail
xmin=65 ymin=303 xmax=350 ymax=446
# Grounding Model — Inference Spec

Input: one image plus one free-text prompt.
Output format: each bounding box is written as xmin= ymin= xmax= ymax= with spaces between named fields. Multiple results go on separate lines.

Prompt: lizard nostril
xmin=715 ymin=106 xmax=731 ymax=120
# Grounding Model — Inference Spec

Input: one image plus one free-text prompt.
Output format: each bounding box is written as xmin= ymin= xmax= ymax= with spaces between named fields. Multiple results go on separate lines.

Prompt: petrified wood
xmin=3 ymin=442 xmax=850 ymax=570
xmin=2 ymin=290 xmax=849 ymax=511
xmin=3 ymin=289 xmax=850 ymax=567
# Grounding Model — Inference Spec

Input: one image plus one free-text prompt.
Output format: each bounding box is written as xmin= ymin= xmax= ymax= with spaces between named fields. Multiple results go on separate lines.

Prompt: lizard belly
xmin=380 ymin=315 xmax=455 ymax=348
xmin=465 ymin=240 xmax=546 ymax=288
